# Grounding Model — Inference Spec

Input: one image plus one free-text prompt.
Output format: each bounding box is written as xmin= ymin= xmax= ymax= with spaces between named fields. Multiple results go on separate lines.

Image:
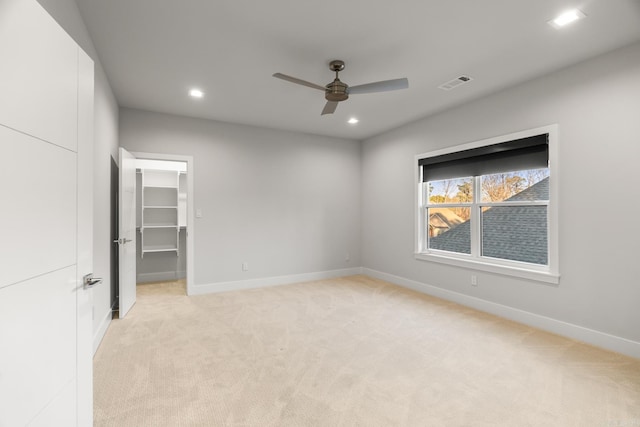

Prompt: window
xmin=415 ymin=126 xmax=559 ymax=284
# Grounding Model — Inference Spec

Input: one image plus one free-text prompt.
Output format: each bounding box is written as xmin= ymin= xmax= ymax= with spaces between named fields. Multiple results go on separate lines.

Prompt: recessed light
xmin=348 ymin=118 xmax=359 ymax=124
xmin=189 ymin=88 xmax=204 ymax=98
xmin=549 ymin=9 xmax=586 ymax=28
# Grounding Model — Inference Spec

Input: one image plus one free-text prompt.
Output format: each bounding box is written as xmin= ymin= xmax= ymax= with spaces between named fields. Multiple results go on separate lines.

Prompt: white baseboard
xmin=93 ymin=307 xmax=112 ymax=355
xmin=363 ymin=268 xmax=640 ymax=360
xmin=190 ymin=267 xmax=364 ymax=296
xmin=137 ymin=270 xmax=186 ymax=283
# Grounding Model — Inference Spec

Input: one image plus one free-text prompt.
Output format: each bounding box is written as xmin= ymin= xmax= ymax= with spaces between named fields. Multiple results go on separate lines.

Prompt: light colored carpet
xmin=94 ymin=275 xmax=640 ymax=426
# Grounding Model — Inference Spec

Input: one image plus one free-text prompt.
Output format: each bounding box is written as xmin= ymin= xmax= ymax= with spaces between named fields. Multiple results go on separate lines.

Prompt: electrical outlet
xmin=196 ymin=208 xmax=203 ymax=218
xmin=345 ymin=252 xmax=350 ymax=262
xmin=242 ymin=262 xmax=249 ymax=271
xmin=471 ymin=275 xmax=478 ymax=286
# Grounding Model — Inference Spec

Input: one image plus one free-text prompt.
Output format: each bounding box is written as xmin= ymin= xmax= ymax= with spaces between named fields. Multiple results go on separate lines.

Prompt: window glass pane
xmin=428 ymin=207 xmax=471 ymax=254
xmin=481 ymin=168 xmax=549 ymax=202
xmin=427 ymin=177 xmax=473 ymax=204
xmin=481 ymin=206 xmax=547 ymax=265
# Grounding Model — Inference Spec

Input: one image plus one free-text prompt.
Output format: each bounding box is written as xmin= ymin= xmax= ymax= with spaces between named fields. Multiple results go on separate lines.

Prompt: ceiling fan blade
xmin=321 ymin=101 xmax=338 ymax=115
xmin=273 ymin=73 xmax=327 ymax=91
xmin=348 ymin=77 xmax=409 ymax=95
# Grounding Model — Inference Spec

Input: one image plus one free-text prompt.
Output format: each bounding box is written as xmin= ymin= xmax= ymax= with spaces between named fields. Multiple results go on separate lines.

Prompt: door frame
xmin=131 ymin=151 xmax=195 ymax=295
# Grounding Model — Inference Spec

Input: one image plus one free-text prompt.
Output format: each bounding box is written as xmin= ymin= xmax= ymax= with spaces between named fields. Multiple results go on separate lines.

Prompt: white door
xmin=118 ymin=147 xmax=137 ymax=317
xmin=0 ymin=1 xmax=94 ymax=425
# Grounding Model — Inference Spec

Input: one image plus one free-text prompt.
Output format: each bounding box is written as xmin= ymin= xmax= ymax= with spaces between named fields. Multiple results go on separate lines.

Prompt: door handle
xmin=83 ymin=273 xmax=102 ymax=289
xmin=113 ymin=238 xmax=133 ymax=244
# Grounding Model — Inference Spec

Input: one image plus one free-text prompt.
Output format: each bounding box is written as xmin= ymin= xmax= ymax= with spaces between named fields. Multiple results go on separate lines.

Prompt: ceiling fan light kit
xmin=273 ymin=60 xmax=408 ymax=116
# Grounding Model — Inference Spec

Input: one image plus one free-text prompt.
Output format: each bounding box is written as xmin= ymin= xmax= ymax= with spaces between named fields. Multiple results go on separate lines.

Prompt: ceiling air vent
xmin=438 ymin=75 xmax=473 ymax=91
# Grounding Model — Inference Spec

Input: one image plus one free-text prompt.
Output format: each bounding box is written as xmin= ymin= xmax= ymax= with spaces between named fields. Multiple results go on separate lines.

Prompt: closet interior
xmin=135 ymin=159 xmax=188 ymax=283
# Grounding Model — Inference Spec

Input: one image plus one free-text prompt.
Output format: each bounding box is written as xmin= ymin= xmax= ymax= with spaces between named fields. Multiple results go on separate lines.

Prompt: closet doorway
xmin=116 ymin=150 xmax=195 ymax=317
xmin=134 ymin=153 xmax=194 ymax=293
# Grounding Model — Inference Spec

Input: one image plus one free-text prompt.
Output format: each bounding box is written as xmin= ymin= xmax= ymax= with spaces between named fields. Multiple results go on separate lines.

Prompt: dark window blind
xmin=420 ymin=134 xmax=548 ymax=182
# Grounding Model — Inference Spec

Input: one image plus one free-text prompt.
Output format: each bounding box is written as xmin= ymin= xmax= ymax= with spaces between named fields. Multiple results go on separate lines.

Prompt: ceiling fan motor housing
xmin=325 ymin=80 xmax=349 ymax=102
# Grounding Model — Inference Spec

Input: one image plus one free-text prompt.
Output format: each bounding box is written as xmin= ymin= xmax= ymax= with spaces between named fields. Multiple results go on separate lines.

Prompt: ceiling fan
xmin=273 ymin=60 xmax=409 ymax=115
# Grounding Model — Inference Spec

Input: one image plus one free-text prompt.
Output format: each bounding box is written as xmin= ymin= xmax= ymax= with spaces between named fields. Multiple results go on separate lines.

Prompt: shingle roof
xmin=428 ymin=177 xmax=549 ymax=264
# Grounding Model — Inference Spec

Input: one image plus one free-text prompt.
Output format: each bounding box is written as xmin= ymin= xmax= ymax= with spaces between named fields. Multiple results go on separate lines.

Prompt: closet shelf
xmin=142 ymin=245 xmax=178 ymax=253
xmin=141 ymin=169 xmax=181 ymax=259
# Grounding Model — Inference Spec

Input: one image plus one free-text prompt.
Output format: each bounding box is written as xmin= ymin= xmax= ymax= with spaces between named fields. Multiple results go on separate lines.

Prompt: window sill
xmin=414 ymin=252 xmax=560 ymax=285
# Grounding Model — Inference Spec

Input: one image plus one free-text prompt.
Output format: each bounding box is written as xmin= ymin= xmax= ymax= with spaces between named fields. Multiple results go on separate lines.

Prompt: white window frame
xmin=414 ymin=125 xmax=559 ymax=285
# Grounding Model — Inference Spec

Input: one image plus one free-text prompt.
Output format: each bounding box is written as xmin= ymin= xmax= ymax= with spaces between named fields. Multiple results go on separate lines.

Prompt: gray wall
xmin=361 ymin=41 xmax=640 ymax=344
xmin=120 ymin=109 xmax=362 ymax=286
xmin=37 ymin=0 xmax=119 ymax=349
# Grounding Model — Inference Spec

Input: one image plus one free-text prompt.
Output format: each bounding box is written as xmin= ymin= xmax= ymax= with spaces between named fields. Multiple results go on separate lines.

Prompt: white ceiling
xmin=75 ymin=0 xmax=640 ymax=140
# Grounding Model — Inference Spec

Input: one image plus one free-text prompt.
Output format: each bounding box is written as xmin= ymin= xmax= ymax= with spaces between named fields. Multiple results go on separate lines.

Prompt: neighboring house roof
xmin=429 ymin=209 xmax=464 ymax=230
xmin=428 ymin=177 xmax=549 ymax=264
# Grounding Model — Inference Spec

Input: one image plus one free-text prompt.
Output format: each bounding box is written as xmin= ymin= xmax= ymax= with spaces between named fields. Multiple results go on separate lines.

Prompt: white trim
xmin=92 ymin=308 xmax=112 ymax=355
xmin=191 ymin=267 xmax=364 ymax=296
xmin=414 ymin=253 xmax=560 ymax=284
xmin=414 ymin=124 xmax=559 ymax=283
xmin=547 ymin=127 xmax=560 ymax=279
xmin=470 ymin=176 xmax=480 ymax=256
xmin=131 ymin=152 xmax=195 ymax=296
xmin=415 ymin=124 xmax=557 ymax=159
xmin=363 ymin=268 xmax=640 ymax=360
xmin=414 ymin=157 xmax=422 ymax=254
